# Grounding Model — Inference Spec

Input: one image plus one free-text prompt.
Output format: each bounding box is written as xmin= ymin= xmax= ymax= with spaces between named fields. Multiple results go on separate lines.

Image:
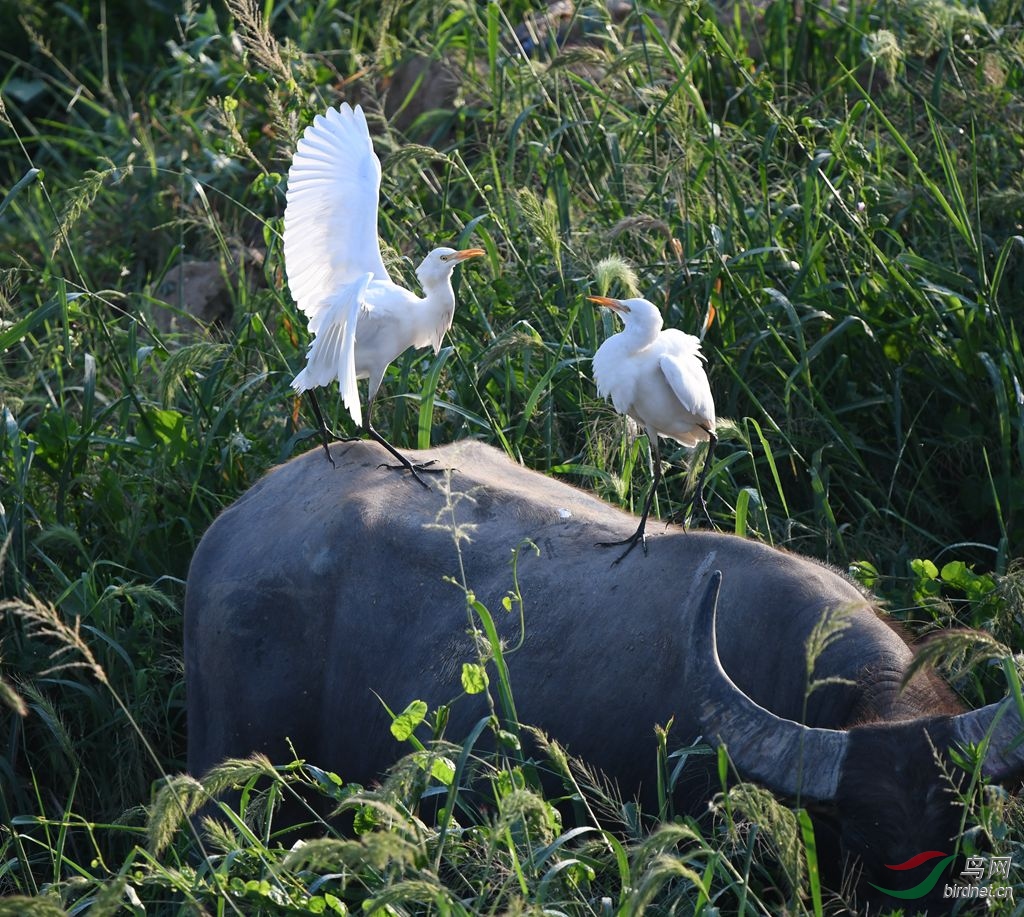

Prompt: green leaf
xmin=911 ymin=558 xmax=939 ymax=580
xmin=353 ymin=805 xmax=377 ymax=834
xmin=497 ymin=729 xmax=521 ymax=751
xmin=799 ymin=809 xmax=825 ymax=917
xmin=430 ymin=756 xmax=455 ymax=786
xmin=137 ymin=408 xmax=189 ymax=464
xmin=411 ymin=749 xmax=456 ymax=785
xmin=0 ymin=168 xmax=41 ymax=218
xmin=747 ymin=416 xmax=789 ymax=517
xmin=417 ymin=346 xmax=453 ymax=449
xmin=734 ymin=486 xmax=751 ymax=537
xmin=850 ymin=560 xmax=880 ymax=590
xmin=304 ymin=765 xmax=345 ymax=799
xmin=939 ymin=560 xmax=971 ymax=588
xmin=0 ymin=295 xmax=63 ymax=352
xmin=940 ymin=560 xmax=995 ymax=603
xmin=389 ymin=699 xmax=428 ymax=741
xmin=461 ymin=662 xmax=488 ymax=694
xmin=323 ymin=893 xmax=347 ymax=914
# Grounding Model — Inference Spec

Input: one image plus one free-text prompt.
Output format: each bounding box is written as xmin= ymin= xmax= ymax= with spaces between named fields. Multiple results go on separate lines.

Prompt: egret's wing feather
xmin=284 ymin=104 xmax=391 ymax=327
xmin=291 ymin=272 xmax=372 ymax=427
xmin=658 ymin=334 xmax=715 ymax=428
xmin=345 ymin=283 xmax=416 ymax=356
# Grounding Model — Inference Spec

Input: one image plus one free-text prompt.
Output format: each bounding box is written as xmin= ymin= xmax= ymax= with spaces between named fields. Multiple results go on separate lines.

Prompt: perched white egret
xmin=284 ymin=102 xmax=484 ymax=484
xmin=588 ymin=295 xmax=717 ymax=562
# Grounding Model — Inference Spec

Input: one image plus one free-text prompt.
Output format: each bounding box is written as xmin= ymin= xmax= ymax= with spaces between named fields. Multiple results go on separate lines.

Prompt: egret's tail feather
xmin=336 ymin=286 xmax=363 ymax=429
xmin=291 ymin=369 xmax=309 ymax=394
xmin=290 ymin=273 xmax=372 ymax=428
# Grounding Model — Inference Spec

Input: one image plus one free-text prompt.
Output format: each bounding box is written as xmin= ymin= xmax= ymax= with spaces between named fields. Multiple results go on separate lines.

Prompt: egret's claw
xmin=596 ymin=530 xmax=648 ymax=565
xmin=377 ymin=460 xmax=445 ymax=489
xmin=670 ymin=494 xmax=714 ymax=531
xmin=302 ymin=426 xmax=336 ymax=467
xmin=376 ymin=461 xmax=442 ymax=474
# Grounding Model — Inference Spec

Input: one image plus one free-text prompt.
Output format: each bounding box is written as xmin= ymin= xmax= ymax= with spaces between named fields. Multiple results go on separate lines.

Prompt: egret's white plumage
xmin=284 ymin=103 xmax=483 ymax=476
xmin=589 ymin=295 xmax=717 ymax=560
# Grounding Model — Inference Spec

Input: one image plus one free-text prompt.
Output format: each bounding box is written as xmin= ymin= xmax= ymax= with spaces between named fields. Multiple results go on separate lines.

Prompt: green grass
xmin=1 ymin=0 xmax=1024 ymax=912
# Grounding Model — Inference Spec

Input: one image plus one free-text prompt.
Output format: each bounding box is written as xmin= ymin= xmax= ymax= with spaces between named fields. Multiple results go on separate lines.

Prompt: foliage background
xmin=1 ymin=0 xmax=1023 ymax=913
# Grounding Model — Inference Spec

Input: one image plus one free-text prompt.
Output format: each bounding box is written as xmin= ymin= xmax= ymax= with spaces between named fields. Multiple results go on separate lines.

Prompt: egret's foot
xmin=670 ymin=494 xmax=714 ymax=530
xmin=596 ymin=529 xmax=648 ymax=565
xmin=364 ymin=425 xmax=446 ymax=488
xmin=378 ymin=459 xmax=442 ymax=474
xmin=378 ymin=459 xmax=440 ymax=471
xmin=694 ymin=497 xmax=714 ymax=529
xmin=299 ymin=427 xmax=337 ymax=468
xmin=377 ymin=459 xmax=444 ymax=489
xmin=665 ymin=509 xmax=689 ymax=529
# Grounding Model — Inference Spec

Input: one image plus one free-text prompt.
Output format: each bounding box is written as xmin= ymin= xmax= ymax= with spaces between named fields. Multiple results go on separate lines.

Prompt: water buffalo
xmin=185 ymin=439 xmax=1023 ymax=903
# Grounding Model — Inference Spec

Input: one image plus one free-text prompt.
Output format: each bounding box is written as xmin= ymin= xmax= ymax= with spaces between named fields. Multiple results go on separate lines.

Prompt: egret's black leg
xmin=598 ymin=438 xmax=663 ymax=564
xmin=363 ymin=397 xmax=442 ymax=489
xmin=690 ymin=430 xmax=717 ymax=527
xmin=673 ymin=430 xmax=716 ymax=528
xmin=662 ymin=430 xmax=717 ymax=529
xmin=367 ymin=425 xmax=439 ymax=489
xmin=305 ymin=391 xmax=336 ymax=468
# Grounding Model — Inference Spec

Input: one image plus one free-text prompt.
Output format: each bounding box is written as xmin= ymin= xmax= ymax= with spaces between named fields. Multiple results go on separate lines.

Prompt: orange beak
xmin=453 ymin=248 xmax=486 ymax=261
xmin=701 ymin=304 xmax=716 ymax=338
xmin=587 ymin=295 xmax=631 ymax=314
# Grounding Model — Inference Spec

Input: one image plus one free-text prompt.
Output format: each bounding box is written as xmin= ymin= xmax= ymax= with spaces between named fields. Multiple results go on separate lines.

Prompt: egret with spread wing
xmin=589 ymin=295 xmax=716 ymax=562
xmin=285 ymin=103 xmax=484 ymax=485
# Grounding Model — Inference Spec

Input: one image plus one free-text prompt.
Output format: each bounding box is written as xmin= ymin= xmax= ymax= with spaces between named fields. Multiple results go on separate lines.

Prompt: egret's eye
xmin=440 ymin=255 xmax=450 ymax=262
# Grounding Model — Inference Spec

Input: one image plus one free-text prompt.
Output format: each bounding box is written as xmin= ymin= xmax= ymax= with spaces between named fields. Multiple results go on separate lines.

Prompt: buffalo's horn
xmin=690 ymin=570 xmax=849 ymax=803
xmin=949 ymin=695 xmax=1024 ymax=780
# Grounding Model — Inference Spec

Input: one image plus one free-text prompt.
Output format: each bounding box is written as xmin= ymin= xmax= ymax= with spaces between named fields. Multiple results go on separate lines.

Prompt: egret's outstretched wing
xmin=291 ymin=272 xmax=372 ymax=427
xmin=284 ymin=104 xmax=392 ymax=328
xmin=658 ymin=331 xmax=715 ymax=429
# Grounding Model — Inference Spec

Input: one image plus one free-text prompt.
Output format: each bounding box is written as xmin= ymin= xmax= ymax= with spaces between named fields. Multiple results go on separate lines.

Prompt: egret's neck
xmin=411 ymin=274 xmax=458 ymax=350
xmin=419 ymin=275 xmax=457 ymax=317
xmin=620 ymin=318 xmax=661 ymax=351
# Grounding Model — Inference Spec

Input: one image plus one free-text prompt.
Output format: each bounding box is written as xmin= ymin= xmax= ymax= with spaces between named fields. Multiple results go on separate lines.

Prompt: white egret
xmin=588 ymin=295 xmax=717 ymax=562
xmin=284 ymin=102 xmax=484 ymax=485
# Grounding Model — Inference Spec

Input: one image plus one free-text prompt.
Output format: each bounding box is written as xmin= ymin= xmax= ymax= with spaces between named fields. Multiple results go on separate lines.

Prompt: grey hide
xmin=185 ymin=439 xmax=955 ymax=796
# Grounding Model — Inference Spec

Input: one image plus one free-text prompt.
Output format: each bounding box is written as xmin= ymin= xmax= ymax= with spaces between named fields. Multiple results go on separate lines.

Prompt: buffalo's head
xmin=691 ymin=571 xmax=1024 ymax=907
